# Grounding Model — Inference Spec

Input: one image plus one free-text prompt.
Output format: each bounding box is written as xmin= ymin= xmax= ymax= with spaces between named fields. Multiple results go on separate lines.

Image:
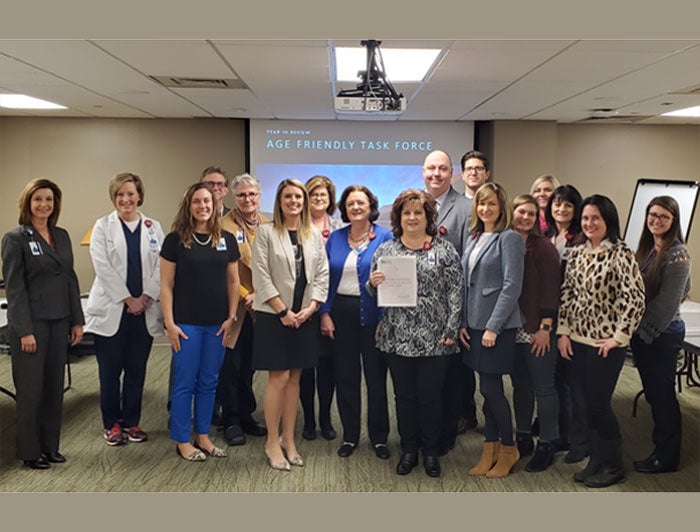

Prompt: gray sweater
xmin=636 ymin=240 xmax=691 ymax=344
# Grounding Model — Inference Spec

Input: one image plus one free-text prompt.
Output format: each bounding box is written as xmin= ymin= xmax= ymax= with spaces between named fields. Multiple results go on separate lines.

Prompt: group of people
xmin=1 ymin=149 xmax=691 ymax=489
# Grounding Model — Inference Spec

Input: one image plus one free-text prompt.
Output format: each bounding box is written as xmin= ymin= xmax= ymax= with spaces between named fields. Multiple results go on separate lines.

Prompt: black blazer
xmin=1 ymin=225 xmax=84 ymax=337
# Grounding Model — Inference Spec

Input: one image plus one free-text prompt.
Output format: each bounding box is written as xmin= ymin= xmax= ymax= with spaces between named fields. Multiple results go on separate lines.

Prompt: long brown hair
xmin=511 ymin=194 xmax=541 ymax=236
xmin=635 ymin=195 xmax=685 ymax=300
xmin=18 ymin=178 xmax=63 ymax=226
xmin=171 ymin=182 xmax=221 ymax=248
xmin=469 ymin=182 xmax=511 ymax=233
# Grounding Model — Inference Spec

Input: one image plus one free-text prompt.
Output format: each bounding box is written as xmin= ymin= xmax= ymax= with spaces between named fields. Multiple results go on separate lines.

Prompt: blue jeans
xmin=170 ymin=324 xmax=225 ymax=443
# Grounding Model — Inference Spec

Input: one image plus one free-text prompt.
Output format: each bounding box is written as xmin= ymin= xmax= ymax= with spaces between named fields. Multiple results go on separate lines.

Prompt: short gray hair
xmin=231 ymin=172 xmax=261 ymax=192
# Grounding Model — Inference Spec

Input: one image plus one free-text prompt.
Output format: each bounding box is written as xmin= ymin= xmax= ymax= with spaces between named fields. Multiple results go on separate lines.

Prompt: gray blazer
xmin=1 ymin=225 xmax=84 ymax=337
xmin=251 ymin=223 xmax=329 ymax=314
xmin=437 ymin=186 xmax=470 ymax=257
xmin=462 ymin=229 xmax=525 ymax=333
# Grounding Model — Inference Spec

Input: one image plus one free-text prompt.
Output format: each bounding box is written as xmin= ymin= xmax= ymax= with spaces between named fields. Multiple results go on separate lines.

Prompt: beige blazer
xmin=251 ymin=223 xmax=329 ymax=315
xmin=220 ymin=211 xmax=268 ymax=348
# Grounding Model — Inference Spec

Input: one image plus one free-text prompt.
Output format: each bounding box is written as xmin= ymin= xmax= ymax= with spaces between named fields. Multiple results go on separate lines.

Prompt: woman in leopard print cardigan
xmin=556 ymin=194 xmax=645 ymax=489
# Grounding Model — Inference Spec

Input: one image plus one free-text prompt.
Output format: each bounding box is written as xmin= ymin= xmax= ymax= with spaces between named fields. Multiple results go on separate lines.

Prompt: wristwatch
xmin=539 ymin=323 xmax=552 ymax=332
xmin=277 ymin=307 xmax=289 ymax=318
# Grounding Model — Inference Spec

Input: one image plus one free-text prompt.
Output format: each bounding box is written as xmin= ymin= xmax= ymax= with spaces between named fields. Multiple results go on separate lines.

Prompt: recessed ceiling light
xmin=335 ymin=47 xmax=441 ymax=82
xmin=662 ymin=105 xmax=700 ymax=117
xmin=0 ymin=94 xmax=67 ymax=109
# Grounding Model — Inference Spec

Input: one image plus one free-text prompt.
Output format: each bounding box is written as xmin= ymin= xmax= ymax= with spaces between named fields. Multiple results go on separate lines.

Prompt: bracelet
xmin=228 ymin=314 xmax=238 ymax=321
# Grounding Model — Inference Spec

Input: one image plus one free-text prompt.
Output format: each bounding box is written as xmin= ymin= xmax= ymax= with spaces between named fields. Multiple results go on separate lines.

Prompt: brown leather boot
xmin=485 ymin=444 xmax=520 ymax=478
xmin=469 ymin=441 xmax=500 ymax=476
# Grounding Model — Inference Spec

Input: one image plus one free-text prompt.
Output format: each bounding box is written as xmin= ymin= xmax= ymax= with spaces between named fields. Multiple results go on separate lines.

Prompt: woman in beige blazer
xmin=251 ymin=178 xmax=329 ymax=471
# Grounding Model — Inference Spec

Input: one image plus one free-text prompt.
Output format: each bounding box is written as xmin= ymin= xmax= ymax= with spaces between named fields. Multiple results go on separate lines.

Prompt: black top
xmin=288 ymin=230 xmax=307 ymax=312
xmin=160 ymin=230 xmax=240 ymax=325
xmin=121 ymin=219 xmax=143 ymax=297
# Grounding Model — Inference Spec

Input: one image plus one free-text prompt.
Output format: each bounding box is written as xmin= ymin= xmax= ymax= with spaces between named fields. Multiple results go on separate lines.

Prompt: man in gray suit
xmin=421 ymin=150 xmax=478 ymax=455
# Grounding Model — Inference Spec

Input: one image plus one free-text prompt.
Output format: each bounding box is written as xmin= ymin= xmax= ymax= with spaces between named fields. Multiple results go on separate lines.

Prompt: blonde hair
xmin=109 ymin=172 xmax=144 ymax=206
xmin=469 ymin=182 xmax=512 ymax=233
xmin=529 ymin=174 xmax=561 ymax=195
xmin=272 ymin=179 xmax=312 ymax=242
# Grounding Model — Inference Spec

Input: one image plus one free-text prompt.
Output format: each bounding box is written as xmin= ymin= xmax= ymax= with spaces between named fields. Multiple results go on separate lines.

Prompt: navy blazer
xmin=1 ymin=225 xmax=84 ymax=337
xmin=436 ymin=186 xmax=471 ymax=257
xmin=462 ymin=229 xmax=525 ymax=333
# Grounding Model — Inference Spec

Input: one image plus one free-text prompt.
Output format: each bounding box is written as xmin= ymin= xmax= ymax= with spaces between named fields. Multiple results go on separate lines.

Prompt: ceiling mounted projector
xmin=335 ymin=40 xmax=406 ymax=116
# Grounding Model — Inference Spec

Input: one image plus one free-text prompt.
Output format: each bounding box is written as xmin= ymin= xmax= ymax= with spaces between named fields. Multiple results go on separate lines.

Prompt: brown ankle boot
xmin=485 ymin=444 xmax=520 ymax=478
xmin=469 ymin=441 xmax=500 ymax=476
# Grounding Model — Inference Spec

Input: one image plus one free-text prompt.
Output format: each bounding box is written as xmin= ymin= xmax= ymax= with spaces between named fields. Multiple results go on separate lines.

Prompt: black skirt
xmin=252 ymin=312 xmax=319 ymax=370
xmin=462 ymin=328 xmax=516 ymax=375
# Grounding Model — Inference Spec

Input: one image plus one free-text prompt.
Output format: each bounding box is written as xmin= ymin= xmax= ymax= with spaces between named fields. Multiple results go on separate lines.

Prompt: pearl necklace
xmin=193 ymin=233 xmax=212 ymax=246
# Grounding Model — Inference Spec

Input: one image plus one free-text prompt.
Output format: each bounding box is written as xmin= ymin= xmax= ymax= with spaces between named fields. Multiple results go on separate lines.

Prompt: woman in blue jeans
xmin=631 ymin=196 xmax=690 ymax=474
xmin=160 ymin=182 xmax=240 ymax=462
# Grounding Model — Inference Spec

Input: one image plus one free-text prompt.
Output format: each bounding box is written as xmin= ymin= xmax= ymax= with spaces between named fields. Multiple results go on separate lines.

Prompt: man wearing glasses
xmin=201 ymin=166 xmax=231 ymax=217
xmin=461 ymin=150 xmax=492 ymax=225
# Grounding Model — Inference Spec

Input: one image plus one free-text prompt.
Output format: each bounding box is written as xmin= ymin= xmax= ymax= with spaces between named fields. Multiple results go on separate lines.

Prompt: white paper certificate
xmin=377 ymin=255 xmax=417 ymax=307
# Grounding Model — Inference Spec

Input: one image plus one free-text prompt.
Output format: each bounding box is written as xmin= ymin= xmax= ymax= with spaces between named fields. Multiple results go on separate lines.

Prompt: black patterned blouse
xmin=368 ymin=237 xmax=463 ymax=357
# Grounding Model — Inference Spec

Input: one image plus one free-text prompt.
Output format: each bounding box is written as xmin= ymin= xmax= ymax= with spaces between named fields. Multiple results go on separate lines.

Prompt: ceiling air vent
xmin=576 ymin=115 xmax=654 ymax=124
xmin=149 ymin=76 xmax=248 ymax=90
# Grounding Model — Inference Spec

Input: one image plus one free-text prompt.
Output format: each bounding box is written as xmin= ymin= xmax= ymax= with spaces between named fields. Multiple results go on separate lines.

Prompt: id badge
xmin=236 ymin=229 xmax=245 ymax=244
xmin=427 ymin=250 xmax=436 ymax=266
xmin=217 ymin=237 xmax=227 ymax=251
xmin=29 ymin=241 xmax=42 ymax=256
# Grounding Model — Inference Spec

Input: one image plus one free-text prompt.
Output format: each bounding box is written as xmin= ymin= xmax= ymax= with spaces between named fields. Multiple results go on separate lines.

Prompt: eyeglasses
xmin=464 ymin=165 xmax=486 ymax=173
xmin=235 ymin=192 xmax=260 ymax=200
xmin=648 ymin=212 xmax=673 ymax=222
xmin=203 ymin=181 xmax=227 ymax=189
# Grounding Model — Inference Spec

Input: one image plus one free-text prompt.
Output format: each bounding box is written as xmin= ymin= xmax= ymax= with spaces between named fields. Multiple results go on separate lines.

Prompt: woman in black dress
xmin=251 ymin=178 xmax=329 ymax=471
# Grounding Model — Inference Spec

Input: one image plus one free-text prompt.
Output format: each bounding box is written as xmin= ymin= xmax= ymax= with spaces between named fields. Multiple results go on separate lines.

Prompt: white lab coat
xmin=84 ymin=210 xmax=165 ymax=337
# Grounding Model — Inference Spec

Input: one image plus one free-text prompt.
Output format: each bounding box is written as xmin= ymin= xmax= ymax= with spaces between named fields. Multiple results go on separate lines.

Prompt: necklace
xmin=349 ymin=230 xmax=369 ymax=244
xmin=193 ymin=233 xmax=212 ymax=246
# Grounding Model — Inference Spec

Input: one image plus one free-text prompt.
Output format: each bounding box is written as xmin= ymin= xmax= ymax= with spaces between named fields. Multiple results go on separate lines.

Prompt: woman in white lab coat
xmin=84 ymin=172 xmax=165 ymax=446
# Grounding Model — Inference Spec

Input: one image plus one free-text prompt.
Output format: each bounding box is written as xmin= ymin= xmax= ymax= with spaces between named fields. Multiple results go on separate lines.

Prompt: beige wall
xmin=491 ymin=120 xmax=700 ymax=300
xmin=0 ymin=117 xmax=246 ymax=292
xmin=2 ymin=116 xmax=698 ymax=300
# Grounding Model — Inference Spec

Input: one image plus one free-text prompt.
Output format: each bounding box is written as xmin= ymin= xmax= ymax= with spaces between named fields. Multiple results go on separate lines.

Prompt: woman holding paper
xmin=368 ymin=189 xmax=463 ymax=478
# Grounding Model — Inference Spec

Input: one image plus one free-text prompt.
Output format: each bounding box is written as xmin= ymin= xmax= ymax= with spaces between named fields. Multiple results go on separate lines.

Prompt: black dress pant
xmin=560 ymin=355 xmax=589 ymax=453
xmin=218 ymin=313 xmax=257 ymax=428
xmin=387 ymin=352 xmax=451 ymax=456
xmin=330 ymin=295 xmax=389 ymax=445
xmin=94 ymin=311 xmax=153 ymax=429
xmin=570 ymin=341 xmax=625 ymax=440
xmin=300 ymin=345 xmax=335 ymax=431
xmin=9 ymin=318 xmax=69 ymax=461
xmin=631 ymin=332 xmax=683 ymax=468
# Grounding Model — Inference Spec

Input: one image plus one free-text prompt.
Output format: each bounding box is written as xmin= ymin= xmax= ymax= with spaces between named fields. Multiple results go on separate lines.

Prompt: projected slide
xmin=249 ymin=119 xmax=474 ymax=228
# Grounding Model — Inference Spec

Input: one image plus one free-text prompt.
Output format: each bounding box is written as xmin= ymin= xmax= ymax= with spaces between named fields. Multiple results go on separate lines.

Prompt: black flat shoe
xmin=241 ymin=419 xmax=267 ymax=437
xmin=302 ymin=428 xmax=318 ymax=441
xmin=633 ymin=455 xmax=677 ymax=474
xmin=41 ymin=451 xmax=66 ymax=463
xmin=583 ymin=465 xmax=626 ymax=488
xmin=564 ymin=447 xmax=589 ymax=464
xmin=223 ymin=425 xmax=246 ymax=446
xmin=337 ymin=442 xmax=356 ymax=458
xmin=23 ymin=457 xmax=50 ymax=470
xmin=525 ymin=441 xmax=554 ymax=473
xmin=424 ymin=455 xmax=441 ymax=477
xmin=320 ymin=426 xmax=337 ymax=440
xmin=374 ymin=444 xmax=391 ymax=460
xmin=396 ymin=452 xmax=418 ymax=475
